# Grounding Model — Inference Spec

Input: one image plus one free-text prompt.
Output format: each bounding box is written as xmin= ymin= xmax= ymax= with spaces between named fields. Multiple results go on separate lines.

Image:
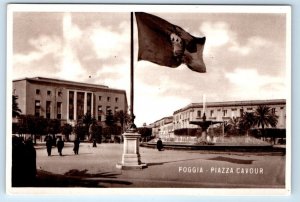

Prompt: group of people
xmin=44 ymin=135 xmax=65 ymax=156
xmin=45 ymin=135 xmax=97 ymax=156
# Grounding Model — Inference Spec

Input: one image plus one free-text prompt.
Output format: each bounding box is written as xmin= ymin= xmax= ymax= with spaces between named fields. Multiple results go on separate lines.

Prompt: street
xmin=35 ymin=142 xmax=286 ymax=188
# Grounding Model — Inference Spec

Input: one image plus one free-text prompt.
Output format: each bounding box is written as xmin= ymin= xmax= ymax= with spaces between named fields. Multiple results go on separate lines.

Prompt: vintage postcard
xmin=6 ymin=4 xmax=291 ymax=195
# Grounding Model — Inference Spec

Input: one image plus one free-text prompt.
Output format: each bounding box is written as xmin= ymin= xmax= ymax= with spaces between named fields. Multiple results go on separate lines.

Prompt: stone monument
xmin=116 ymin=119 xmax=147 ymax=169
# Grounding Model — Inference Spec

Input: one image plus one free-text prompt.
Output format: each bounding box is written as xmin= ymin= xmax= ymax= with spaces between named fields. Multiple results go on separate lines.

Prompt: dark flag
xmin=135 ymin=12 xmax=206 ymax=73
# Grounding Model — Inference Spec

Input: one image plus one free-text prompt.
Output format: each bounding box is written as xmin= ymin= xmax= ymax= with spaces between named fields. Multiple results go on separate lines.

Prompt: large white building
xmin=13 ymin=77 xmax=128 ymax=125
xmin=152 ymin=99 xmax=286 ymax=140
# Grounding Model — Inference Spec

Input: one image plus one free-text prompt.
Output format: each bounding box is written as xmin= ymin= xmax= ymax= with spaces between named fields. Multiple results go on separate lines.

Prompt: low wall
xmin=141 ymin=142 xmax=285 ymax=154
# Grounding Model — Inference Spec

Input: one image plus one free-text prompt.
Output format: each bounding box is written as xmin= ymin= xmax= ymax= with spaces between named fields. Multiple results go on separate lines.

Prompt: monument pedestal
xmin=116 ymin=129 xmax=147 ymax=170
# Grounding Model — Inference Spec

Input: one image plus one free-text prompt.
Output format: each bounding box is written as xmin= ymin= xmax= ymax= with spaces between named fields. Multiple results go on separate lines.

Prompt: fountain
xmin=189 ymin=113 xmax=223 ymax=143
xmin=189 ymin=95 xmax=223 ymax=143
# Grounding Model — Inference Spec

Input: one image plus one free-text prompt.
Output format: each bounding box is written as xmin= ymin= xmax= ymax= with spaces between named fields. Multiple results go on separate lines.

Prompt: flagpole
xmin=115 ymin=12 xmax=146 ymax=169
xmin=130 ymin=12 xmax=136 ymax=129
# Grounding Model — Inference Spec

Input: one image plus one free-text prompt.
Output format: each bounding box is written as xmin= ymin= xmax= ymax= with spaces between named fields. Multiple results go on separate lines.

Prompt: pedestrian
xmin=92 ymin=138 xmax=97 ymax=147
xmin=45 ymin=134 xmax=53 ymax=156
xmin=57 ymin=137 xmax=64 ymax=156
xmin=156 ymin=138 xmax=163 ymax=151
xmin=73 ymin=138 xmax=80 ymax=155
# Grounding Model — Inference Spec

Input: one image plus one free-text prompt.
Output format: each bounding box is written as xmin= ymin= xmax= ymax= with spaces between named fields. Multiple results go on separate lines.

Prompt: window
xmin=197 ymin=110 xmax=201 ymax=118
xmin=35 ymin=100 xmax=41 ymax=117
xmin=106 ymin=106 xmax=111 ymax=114
xmin=36 ymin=89 xmax=40 ymax=95
xmin=115 ymin=107 xmax=119 ymax=112
xmin=87 ymin=93 xmax=92 ymax=115
xmin=98 ymin=105 xmax=102 ymax=121
xmin=57 ymin=102 xmax=62 ymax=119
xmin=107 ymin=97 xmax=110 ymax=102
xmin=46 ymin=101 xmax=51 ymax=119
xmin=223 ymin=110 xmax=227 ymax=117
xmin=271 ymin=108 xmax=276 ymax=114
xmin=77 ymin=92 xmax=84 ymax=120
xmin=47 ymin=90 xmax=51 ymax=96
xmin=58 ymin=91 xmax=62 ymax=97
xmin=68 ymin=91 xmax=74 ymax=120
xmin=115 ymin=97 xmax=119 ymax=102
xmin=99 ymin=96 xmax=102 ymax=101
xmin=210 ymin=110 xmax=214 ymax=117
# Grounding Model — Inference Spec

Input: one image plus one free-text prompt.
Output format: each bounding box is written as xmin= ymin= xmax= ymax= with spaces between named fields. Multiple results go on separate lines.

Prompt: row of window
xmin=35 ymin=89 xmax=62 ymax=97
xmin=98 ymin=96 xmax=119 ymax=103
xmin=34 ymin=100 xmax=119 ymax=121
xmin=176 ymin=107 xmax=280 ymax=121
xmin=35 ymin=89 xmax=120 ymax=104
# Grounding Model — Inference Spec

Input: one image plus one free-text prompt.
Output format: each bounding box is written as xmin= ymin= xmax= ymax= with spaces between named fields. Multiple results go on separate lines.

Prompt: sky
xmin=11 ymin=8 xmax=288 ymax=127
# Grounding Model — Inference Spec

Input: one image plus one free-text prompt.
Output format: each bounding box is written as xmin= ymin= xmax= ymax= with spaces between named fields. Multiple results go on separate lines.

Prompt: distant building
xmin=13 ymin=77 xmax=128 ymax=125
xmin=152 ymin=116 xmax=173 ymax=139
xmin=152 ymin=99 xmax=286 ymax=140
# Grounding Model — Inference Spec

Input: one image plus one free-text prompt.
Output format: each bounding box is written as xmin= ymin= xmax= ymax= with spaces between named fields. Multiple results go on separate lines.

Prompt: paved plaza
xmin=34 ymin=142 xmax=285 ymax=188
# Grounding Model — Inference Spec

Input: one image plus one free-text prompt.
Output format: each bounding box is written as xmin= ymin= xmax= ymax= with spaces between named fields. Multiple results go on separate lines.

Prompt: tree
xmin=138 ymin=127 xmax=152 ymax=142
xmin=90 ymin=123 xmax=102 ymax=143
xmin=114 ymin=110 xmax=130 ymax=133
xmin=61 ymin=123 xmax=73 ymax=142
xmin=227 ymin=117 xmax=240 ymax=136
xmin=254 ymin=105 xmax=278 ymax=140
xmin=20 ymin=115 xmax=47 ymax=144
xmin=13 ymin=115 xmax=28 ymax=137
xmin=12 ymin=95 xmax=22 ymax=118
xmin=105 ymin=110 xmax=115 ymax=126
xmin=74 ymin=123 xmax=86 ymax=141
xmin=239 ymin=112 xmax=256 ymax=136
xmin=221 ymin=121 xmax=231 ymax=136
xmin=82 ymin=113 xmax=96 ymax=140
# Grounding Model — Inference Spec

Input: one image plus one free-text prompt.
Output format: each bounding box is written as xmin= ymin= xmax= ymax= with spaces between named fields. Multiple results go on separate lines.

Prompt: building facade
xmin=13 ymin=77 xmax=128 ymax=125
xmin=152 ymin=99 xmax=286 ymax=140
xmin=152 ymin=116 xmax=173 ymax=139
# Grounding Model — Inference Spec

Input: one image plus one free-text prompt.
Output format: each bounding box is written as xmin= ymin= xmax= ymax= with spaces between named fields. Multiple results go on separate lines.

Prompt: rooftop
xmin=13 ymin=77 xmax=127 ymax=94
xmin=173 ymin=99 xmax=286 ymax=114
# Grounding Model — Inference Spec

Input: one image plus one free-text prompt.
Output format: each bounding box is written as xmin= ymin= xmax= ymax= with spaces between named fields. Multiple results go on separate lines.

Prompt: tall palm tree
xmin=239 ymin=112 xmax=256 ymax=136
xmin=12 ymin=95 xmax=22 ymax=118
xmin=254 ymin=105 xmax=278 ymax=136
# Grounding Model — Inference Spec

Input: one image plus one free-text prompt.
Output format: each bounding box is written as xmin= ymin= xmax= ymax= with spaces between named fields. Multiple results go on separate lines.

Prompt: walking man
xmin=73 ymin=138 xmax=80 ymax=155
xmin=45 ymin=135 xmax=53 ymax=156
xmin=57 ymin=137 xmax=64 ymax=156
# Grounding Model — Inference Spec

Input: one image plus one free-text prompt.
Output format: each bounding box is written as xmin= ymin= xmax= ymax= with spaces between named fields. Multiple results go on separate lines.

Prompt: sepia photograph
xmin=6 ymin=4 xmax=291 ymax=195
